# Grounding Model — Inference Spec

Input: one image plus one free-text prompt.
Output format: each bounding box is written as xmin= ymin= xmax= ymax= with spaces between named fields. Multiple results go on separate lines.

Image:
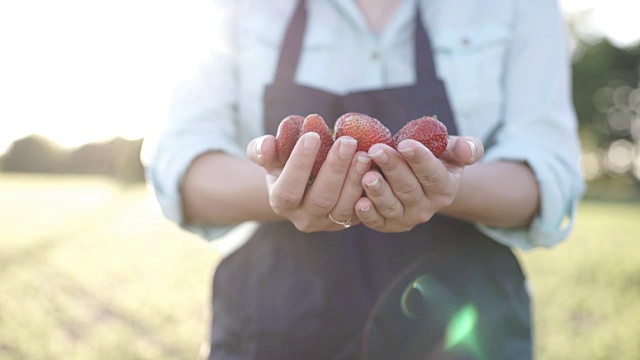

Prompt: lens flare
xmin=445 ymin=304 xmax=478 ymax=349
xmin=401 ymin=275 xmax=483 ymax=359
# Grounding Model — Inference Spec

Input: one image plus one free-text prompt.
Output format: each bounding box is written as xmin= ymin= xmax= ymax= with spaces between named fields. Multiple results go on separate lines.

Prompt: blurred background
xmin=1 ymin=0 xmax=639 ymax=359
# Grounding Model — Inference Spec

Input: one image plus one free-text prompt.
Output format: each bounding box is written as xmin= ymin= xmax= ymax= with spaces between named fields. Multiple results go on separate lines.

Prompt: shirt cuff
xmin=474 ymin=139 xmax=585 ymax=250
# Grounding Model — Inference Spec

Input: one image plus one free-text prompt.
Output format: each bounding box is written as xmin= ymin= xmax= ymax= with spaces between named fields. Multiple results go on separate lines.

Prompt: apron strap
xmin=273 ymin=0 xmax=307 ymax=84
xmin=414 ymin=7 xmax=439 ymax=83
xmin=273 ymin=0 xmax=441 ymax=86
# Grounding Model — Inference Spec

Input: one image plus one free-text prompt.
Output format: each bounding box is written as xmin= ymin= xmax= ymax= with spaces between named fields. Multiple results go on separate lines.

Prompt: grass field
xmin=1 ymin=174 xmax=639 ymax=359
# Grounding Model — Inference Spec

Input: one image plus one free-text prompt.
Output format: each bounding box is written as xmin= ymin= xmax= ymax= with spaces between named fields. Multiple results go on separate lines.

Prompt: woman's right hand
xmin=247 ymin=133 xmax=370 ymax=232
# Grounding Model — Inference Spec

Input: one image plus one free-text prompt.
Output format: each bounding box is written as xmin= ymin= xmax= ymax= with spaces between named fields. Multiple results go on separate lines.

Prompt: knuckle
xmin=393 ymin=182 xmax=419 ymax=200
xmin=295 ymin=222 xmax=313 ymax=233
xmin=287 ymin=153 xmax=313 ymax=172
xmin=324 ymin=158 xmax=349 ymax=175
xmin=416 ymin=210 xmax=433 ymax=224
xmin=378 ymin=201 xmax=402 ymax=218
xmin=333 ymin=210 xmax=352 ymax=222
xmin=416 ymin=167 xmax=443 ymax=187
xmin=381 ymin=157 xmax=401 ymax=172
xmin=309 ymin=190 xmax=336 ymax=211
xmin=269 ymin=196 xmax=285 ymax=215
xmin=293 ymin=218 xmax=318 ymax=233
xmin=369 ymin=218 xmax=386 ymax=231
xmin=398 ymin=218 xmax=420 ymax=232
xmin=270 ymin=187 xmax=299 ymax=212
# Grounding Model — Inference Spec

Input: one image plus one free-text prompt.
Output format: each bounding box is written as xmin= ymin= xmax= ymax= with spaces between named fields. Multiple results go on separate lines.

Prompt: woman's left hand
xmin=355 ymin=136 xmax=484 ymax=232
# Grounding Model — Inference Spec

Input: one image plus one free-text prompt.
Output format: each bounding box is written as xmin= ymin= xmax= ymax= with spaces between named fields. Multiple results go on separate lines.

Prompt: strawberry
xmin=301 ymin=114 xmax=334 ymax=178
xmin=334 ymin=112 xmax=393 ymax=152
xmin=393 ymin=116 xmax=448 ymax=157
xmin=275 ymin=115 xmax=304 ymax=164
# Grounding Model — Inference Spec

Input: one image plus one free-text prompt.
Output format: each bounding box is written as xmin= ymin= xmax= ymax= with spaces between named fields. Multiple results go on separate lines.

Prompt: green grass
xmin=519 ymin=201 xmax=640 ymax=360
xmin=1 ymin=174 xmax=639 ymax=359
xmin=0 ymin=174 xmax=218 ymax=360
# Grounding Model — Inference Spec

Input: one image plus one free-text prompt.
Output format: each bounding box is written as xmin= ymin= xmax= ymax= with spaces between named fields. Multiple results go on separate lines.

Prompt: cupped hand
xmin=247 ymin=133 xmax=371 ymax=232
xmin=354 ymin=136 xmax=484 ymax=232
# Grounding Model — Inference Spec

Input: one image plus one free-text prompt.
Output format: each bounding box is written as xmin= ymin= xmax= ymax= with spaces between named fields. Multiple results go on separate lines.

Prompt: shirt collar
xmin=328 ymin=0 xmax=417 ymax=44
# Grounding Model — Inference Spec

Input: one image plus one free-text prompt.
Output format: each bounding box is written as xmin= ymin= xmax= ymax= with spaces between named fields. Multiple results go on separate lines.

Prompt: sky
xmin=1 ymin=0 xmax=639 ymax=156
xmin=0 ymin=0 xmax=221 ymax=156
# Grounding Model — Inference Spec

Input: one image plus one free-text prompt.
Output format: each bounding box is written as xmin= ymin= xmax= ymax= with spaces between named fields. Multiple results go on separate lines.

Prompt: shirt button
xmin=461 ymin=37 xmax=470 ymax=46
xmin=371 ymin=51 xmax=380 ymax=60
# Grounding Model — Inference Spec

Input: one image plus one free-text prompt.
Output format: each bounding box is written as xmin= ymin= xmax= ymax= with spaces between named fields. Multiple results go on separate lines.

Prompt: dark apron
xmin=209 ymin=2 xmax=531 ymax=359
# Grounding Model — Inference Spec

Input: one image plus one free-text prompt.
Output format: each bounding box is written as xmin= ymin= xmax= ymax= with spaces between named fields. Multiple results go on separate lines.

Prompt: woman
xmin=148 ymin=0 xmax=584 ymax=358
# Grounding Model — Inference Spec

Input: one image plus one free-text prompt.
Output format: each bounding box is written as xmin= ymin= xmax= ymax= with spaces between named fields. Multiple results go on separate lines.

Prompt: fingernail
xmin=365 ymin=177 xmax=380 ymax=190
xmin=397 ymin=145 xmax=415 ymax=158
xmin=339 ymin=137 xmax=357 ymax=159
xmin=369 ymin=148 xmax=388 ymax=164
xmin=360 ymin=204 xmax=371 ymax=212
xmin=465 ymin=139 xmax=477 ymax=161
xmin=355 ymin=156 xmax=371 ymax=174
xmin=255 ymin=137 xmax=264 ymax=157
xmin=304 ymin=132 xmax=320 ymax=152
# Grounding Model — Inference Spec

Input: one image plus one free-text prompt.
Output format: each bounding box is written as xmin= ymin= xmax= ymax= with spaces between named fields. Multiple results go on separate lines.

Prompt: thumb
xmin=441 ymin=136 xmax=484 ymax=166
xmin=247 ymin=135 xmax=282 ymax=171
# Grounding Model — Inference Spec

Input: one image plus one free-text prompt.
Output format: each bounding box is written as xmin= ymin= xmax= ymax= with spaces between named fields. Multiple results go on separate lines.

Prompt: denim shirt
xmin=145 ymin=0 xmax=585 ymax=253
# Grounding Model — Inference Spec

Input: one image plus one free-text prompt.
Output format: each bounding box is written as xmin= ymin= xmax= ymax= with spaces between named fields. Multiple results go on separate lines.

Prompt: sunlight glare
xmin=0 ymin=0 xmax=220 ymax=154
xmin=2 ymin=1 xmax=639 ymax=156
xmin=592 ymin=0 xmax=640 ymax=47
xmin=560 ymin=0 xmax=640 ymax=47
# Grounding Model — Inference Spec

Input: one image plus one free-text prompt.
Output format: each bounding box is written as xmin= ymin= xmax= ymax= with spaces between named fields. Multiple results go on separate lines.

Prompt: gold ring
xmin=328 ymin=213 xmax=352 ymax=229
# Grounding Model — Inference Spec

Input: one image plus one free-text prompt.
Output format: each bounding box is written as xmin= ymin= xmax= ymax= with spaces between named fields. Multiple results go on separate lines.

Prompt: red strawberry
xmin=393 ymin=116 xmax=448 ymax=157
xmin=275 ymin=115 xmax=304 ymax=164
xmin=301 ymin=114 xmax=334 ymax=178
xmin=334 ymin=112 xmax=393 ymax=152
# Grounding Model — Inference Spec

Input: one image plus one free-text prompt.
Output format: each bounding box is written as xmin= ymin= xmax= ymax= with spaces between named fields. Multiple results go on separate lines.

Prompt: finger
xmin=368 ymin=143 xmax=423 ymax=207
xmin=247 ymin=135 xmax=279 ymax=170
xmin=396 ymin=139 xmax=457 ymax=195
xmin=355 ymin=196 xmax=386 ymax=230
xmin=361 ymin=170 xmax=404 ymax=220
xmin=439 ymin=136 xmax=484 ymax=166
xmin=329 ymin=151 xmax=371 ymax=223
xmin=303 ymin=136 xmax=357 ymax=215
xmin=269 ymin=132 xmax=320 ymax=213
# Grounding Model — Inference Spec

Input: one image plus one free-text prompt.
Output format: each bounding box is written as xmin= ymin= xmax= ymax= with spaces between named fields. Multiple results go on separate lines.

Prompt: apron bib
xmin=209 ymin=2 xmax=531 ymax=359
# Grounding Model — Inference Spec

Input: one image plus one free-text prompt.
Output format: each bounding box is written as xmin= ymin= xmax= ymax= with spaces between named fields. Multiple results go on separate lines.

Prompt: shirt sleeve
xmin=144 ymin=0 xmax=244 ymax=240
xmin=475 ymin=0 xmax=586 ymax=250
